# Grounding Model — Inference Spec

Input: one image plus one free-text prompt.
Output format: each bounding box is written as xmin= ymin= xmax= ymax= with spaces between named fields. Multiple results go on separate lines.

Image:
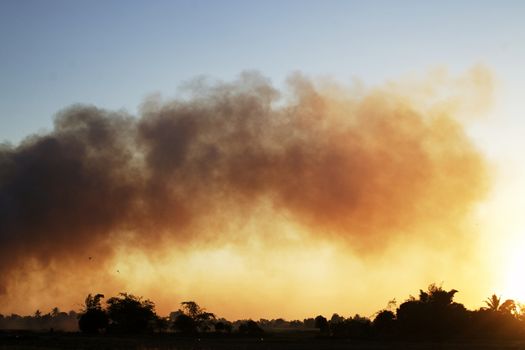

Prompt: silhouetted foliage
xmin=314 ymin=315 xmax=329 ymax=334
xmin=78 ymin=294 xmax=109 ymax=334
xmin=8 ymin=283 xmax=525 ymax=343
xmin=373 ymin=310 xmax=396 ymax=337
xmin=171 ymin=301 xmax=216 ymax=334
xmin=303 ymin=317 xmax=315 ymax=328
xmin=214 ymin=319 xmax=233 ymax=333
xmin=328 ymin=314 xmax=372 ymax=338
xmin=238 ymin=320 xmax=263 ymax=335
xmin=256 ymin=318 xmax=308 ymax=330
xmin=106 ymin=293 xmax=157 ymax=333
xmin=172 ymin=313 xmax=197 ymax=334
xmin=0 ymin=309 xmax=78 ymax=331
xmin=484 ymin=294 xmax=502 ymax=312
xmin=499 ymin=299 xmax=518 ymax=315
xmin=396 ymin=284 xmax=468 ymax=340
xmin=154 ymin=315 xmax=170 ymax=333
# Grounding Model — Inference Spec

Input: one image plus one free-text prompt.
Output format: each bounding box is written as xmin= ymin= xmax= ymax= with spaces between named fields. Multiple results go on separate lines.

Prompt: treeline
xmin=0 ymin=308 xmax=78 ymax=332
xmin=313 ymin=284 xmax=525 ymax=340
xmin=77 ymin=293 xmax=263 ymax=335
xmin=2 ymin=284 xmax=525 ymax=341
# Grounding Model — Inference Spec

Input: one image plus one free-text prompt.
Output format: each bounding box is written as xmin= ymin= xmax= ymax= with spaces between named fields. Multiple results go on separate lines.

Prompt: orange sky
xmin=0 ymin=67 xmax=511 ymax=320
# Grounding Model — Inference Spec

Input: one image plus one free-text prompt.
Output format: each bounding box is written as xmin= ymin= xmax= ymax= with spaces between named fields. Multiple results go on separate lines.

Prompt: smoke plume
xmin=0 ymin=69 xmax=491 ymax=314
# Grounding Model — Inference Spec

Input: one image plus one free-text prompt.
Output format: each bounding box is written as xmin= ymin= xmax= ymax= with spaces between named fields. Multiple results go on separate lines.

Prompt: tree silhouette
xmin=468 ymin=294 xmax=523 ymax=339
xmin=172 ymin=313 xmax=197 ymax=334
xmin=484 ymin=294 xmax=502 ymax=312
xmin=330 ymin=313 xmax=344 ymax=324
xmin=51 ymin=307 xmax=60 ymax=317
xmin=329 ymin=314 xmax=372 ymax=338
xmin=397 ymin=284 xmax=468 ymax=340
xmin=314 ymin=315 xmax=329 ymax=334
xmin=499 ymin=299 xmax=518 ymax=315
xmin=214 ymin=319 xmax=233 ymax=333
xmin=78 ymin=294 xmax=109 ymax=334
xmin=10 ymin=286 xmax=525 ymax=341
xmin=172 ymin=301 xmax=216 ymax=333
xmin=238 ymin=320 xmax=264 ymax=335
xmin=154 ymin=315 xmax=170 ymax=333
xmin=418 ymin=283 xmax=458 ymax=305
xmin=373 ymin=310 xmax=396 ymax=337
xmin=106 ymin=293 xmax=157 ymax=333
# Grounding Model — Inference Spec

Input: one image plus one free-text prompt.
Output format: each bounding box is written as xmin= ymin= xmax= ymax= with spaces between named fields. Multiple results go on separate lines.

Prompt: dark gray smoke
xmin=0 ymin=72 xmax=488 ymax=302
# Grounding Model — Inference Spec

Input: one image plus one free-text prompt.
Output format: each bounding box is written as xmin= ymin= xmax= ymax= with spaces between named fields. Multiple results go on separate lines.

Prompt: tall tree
xmin=106 ymin=293 xmax=157 ymax=333
xmin=78 ymin=294 xmax=109 ymax=333
xmin=177 ymin=301 xmax=216 ymax=332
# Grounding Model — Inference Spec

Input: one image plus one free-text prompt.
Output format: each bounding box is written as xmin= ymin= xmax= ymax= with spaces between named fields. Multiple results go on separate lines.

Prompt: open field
xmin=3 ymin=332 xmax=525 ymax=350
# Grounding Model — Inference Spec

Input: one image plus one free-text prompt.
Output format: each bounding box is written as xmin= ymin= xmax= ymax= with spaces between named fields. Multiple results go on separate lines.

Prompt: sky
xmin=2 ymin=0 xmax=525 ymax=319
xmin=2 ymin=0 xmax=525 ymax=144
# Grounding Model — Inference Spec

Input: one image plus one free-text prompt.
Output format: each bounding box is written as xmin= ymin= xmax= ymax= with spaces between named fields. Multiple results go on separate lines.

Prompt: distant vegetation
xmin=0 ymin=308 xmax=78 ymax=332
xmin=2 ymin=284 xmax=525 ymax=341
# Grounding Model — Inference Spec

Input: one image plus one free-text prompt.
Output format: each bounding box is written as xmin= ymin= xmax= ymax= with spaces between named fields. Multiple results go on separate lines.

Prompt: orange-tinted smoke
xmin=0 ymin=70 xmax=490 ymax=309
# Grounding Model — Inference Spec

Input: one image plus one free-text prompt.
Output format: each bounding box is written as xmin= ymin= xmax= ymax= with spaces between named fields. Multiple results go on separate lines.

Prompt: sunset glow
xmin=2 ymin=2 xmax=525 ymax=331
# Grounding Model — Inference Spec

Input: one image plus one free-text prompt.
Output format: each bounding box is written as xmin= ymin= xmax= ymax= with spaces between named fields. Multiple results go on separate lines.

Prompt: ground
xmin=3 ymin=332 xmax=525 ymax=350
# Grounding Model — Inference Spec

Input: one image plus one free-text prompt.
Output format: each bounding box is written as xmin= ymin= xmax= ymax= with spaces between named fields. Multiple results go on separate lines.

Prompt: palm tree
xmin=51 ymin=307 xmax=60 ymax=317
xmin=484 ymin=294 xmax=501 ymax=312
xmin=483 ymin=294 xmax=517 ymax=315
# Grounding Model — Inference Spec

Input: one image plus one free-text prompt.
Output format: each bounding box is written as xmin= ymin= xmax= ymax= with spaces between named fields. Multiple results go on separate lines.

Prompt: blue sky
xmin=2 ymin=0 xmax=525 ymax=143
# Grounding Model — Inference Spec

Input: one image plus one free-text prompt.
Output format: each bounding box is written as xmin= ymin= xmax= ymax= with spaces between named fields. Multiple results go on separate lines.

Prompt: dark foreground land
xmin=3 ymin=332 xmax=525 ymax=350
